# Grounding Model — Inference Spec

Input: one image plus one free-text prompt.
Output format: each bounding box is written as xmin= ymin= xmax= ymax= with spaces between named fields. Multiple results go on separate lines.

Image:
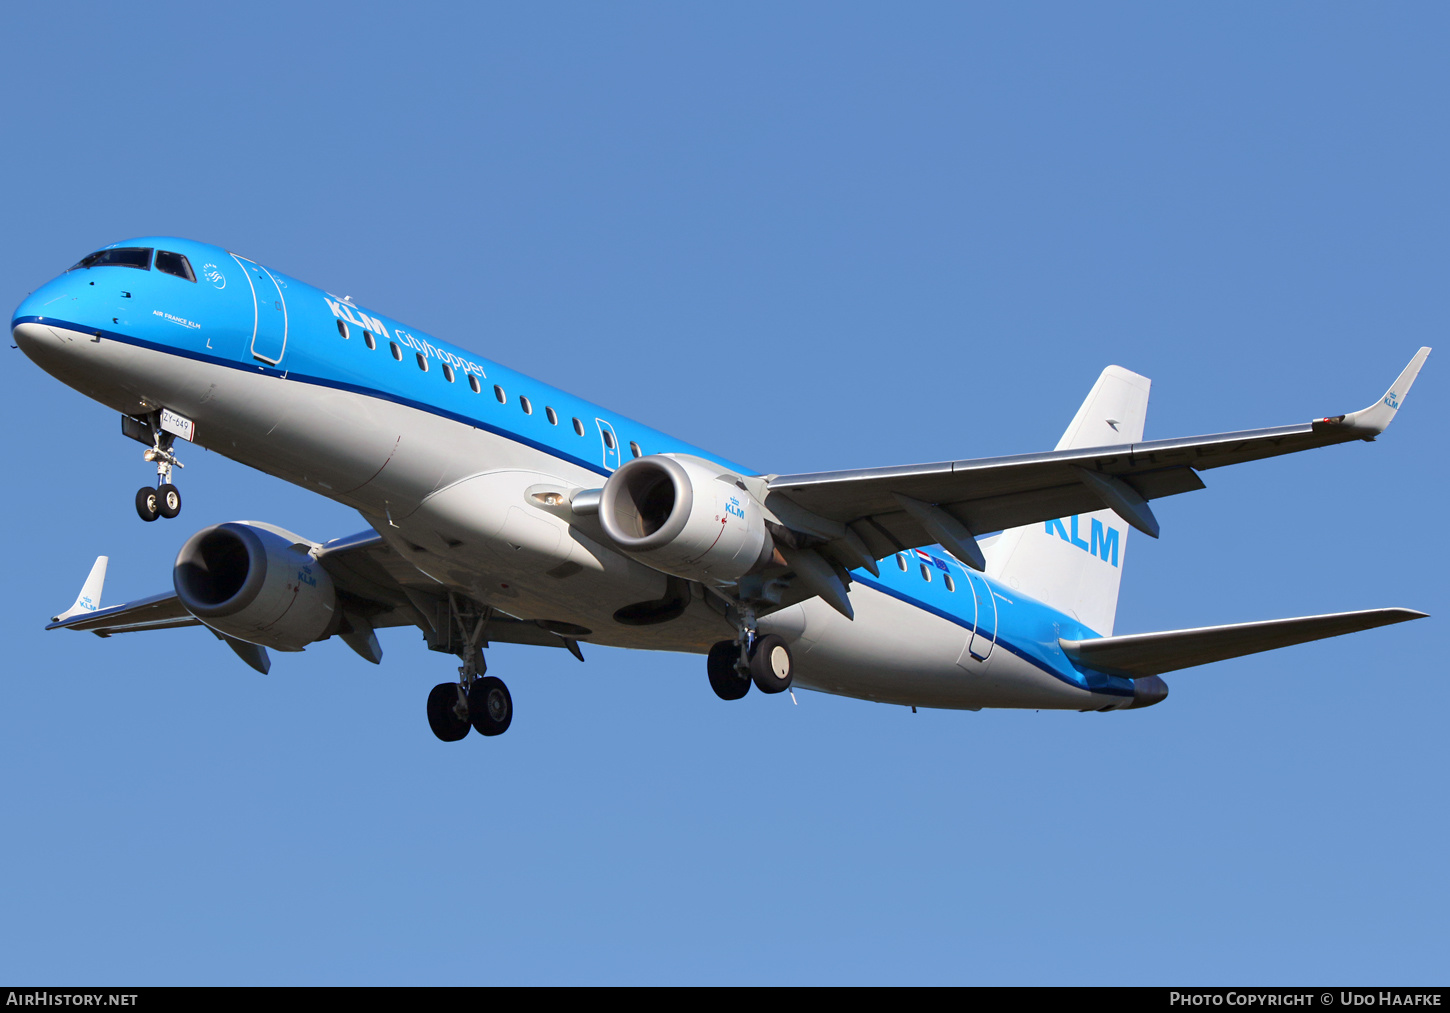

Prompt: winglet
xmin=52 ymin=556 xmax=108 ymax=623
xmin=1320 ymin=347 xmax=1431 ymax=437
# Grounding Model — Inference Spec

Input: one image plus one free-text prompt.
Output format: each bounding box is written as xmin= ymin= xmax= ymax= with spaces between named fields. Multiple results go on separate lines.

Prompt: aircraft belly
xmin=387 ymin=465 xmax=736 ymax=652
xmin=135 ymin=357 xmax=401 ymax=505
xmin=13 ymin=323 xmax=175 ymax=418
xmin=778 ymin=585 xmax=1108 ymax=711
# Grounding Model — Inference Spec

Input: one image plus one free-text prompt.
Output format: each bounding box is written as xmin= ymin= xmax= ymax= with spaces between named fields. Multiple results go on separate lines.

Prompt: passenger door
xmin=957 ymin=570 xmax=998 ymax=664
xmin=231 ymin=254 xmax=288 ymax=365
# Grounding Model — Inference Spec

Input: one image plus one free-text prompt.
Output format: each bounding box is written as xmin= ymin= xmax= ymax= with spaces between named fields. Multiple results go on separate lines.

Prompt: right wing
xmin=47 ymin=529 xmax=588 ymax=669
xmin=48 ymin=591 xmax=199 ymax=635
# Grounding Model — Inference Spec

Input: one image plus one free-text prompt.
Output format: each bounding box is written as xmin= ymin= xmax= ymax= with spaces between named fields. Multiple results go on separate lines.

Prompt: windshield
xmin=69 ymin=247 xmax=153 ymax=271
xmin=155 ymin=250 xmax=195 ymax=282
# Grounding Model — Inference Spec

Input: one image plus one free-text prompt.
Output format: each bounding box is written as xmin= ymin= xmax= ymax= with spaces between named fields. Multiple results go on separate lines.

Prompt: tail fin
xmin=984 ymin=366 xmax=1150 ymax=635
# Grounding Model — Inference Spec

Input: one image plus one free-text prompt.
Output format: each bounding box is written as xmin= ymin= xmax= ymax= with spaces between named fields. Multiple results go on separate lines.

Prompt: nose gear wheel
xmin=135 ymin=487 xmax=160 ymax=523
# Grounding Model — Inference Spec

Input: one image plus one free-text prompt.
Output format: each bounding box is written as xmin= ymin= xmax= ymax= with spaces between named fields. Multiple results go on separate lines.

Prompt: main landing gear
xmin=426 ymin=676 xmax=512 ymax=741
xmin=425 ymin=602 xmax=514 ymax=742
xmin=707 ymin=604 xmax=794 ymax=701
xmin=134 ymin=424 xmax=184 ymax=523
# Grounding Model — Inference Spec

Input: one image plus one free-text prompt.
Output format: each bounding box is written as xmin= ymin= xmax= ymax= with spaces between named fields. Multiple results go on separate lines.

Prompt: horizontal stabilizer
xmin=1060 ymin=608 xmax=1427 ymax=679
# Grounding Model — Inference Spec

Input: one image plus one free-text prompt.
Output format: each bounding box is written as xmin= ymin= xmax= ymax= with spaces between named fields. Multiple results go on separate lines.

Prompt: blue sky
xmin=0 ymin=3 xmax=1444 ymax=984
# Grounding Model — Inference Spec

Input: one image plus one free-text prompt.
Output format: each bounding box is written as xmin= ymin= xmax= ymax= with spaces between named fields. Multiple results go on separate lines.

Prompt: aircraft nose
xmin=14 ymin=275 xmax=77 ymax=332
xmin=13 ymin=288 xmax=45 ymax=329
xmin=12 ymin=275 xmax=93 ymax=371
xmin=13 ymin=288 xmax=56 ymax=356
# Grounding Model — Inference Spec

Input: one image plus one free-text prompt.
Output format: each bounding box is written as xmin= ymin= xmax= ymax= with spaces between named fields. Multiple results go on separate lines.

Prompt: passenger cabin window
xmin=416 ymin=352 xmax=428 ymax=372
xmin=920 ymin=564 xmax=931 ymax=582
xmin=336 ymin=319 xmax=349 ymax=339
xmin=494 ymin=385 xmax=506 ymax=403
xmin=896 ymin=554 xmax=907 ymax=571
xmin=546 ymin=406 xmax=558 ymax=425
xmin=363 ymin=331 xmax=376 ymax=350
xmin=70 ymin=247 xmax=152 ymax=271
xmin=520 ymin=396 xmax=533 ymax=415
xmin=468 ymin=374 xmax=481 ymax=394
xmin=155 ymin=251 xmax=196 ymax=282
xmin=629 ymin=441 xmax=641 ymax=458
xmin=442 ymin=363 xmax=455 ymax=383
xmin=603 ymin=430 xmax=616 ymax=450
xmin=572 ymin=418 xmax=584 ymax=436
xmin=944 ymin=573 xmax=956 ymax=592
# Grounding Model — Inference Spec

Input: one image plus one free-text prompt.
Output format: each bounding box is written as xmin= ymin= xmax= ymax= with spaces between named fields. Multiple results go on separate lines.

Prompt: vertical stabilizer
xmin=983 ymin=367 xmax=1150 ymax=635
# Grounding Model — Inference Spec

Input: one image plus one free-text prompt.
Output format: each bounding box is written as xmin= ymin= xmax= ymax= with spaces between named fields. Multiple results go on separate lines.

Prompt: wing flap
xmin=1059 ymin=608 xmax=1427 ymax=679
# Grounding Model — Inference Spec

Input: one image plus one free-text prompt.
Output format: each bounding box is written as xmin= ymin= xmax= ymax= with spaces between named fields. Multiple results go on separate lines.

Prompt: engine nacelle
xmin=173 ymin=521 xmax=337 ymax=652
xmin=597 ymin=454 xmax=773 ymax=585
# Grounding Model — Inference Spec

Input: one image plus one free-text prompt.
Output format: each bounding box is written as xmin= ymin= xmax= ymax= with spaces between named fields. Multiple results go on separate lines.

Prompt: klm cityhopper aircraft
xmin=15 ymin=238 xmax=1431 ymax=741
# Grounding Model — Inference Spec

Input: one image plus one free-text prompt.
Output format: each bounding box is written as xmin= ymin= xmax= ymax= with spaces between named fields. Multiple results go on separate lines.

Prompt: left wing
xmin=763 ymin=348 xmax=1430 ymax=573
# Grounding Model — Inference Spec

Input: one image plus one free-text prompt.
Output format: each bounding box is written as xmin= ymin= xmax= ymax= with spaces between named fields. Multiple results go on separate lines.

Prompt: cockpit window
xmin=155 ymin=251 xmax=196 ymax=282
xmin=69 ymin=247 xmax=153 ymax=271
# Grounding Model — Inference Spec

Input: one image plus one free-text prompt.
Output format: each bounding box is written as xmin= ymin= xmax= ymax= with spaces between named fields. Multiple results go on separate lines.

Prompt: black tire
xmin=749 ymin=634 xmax=793 ymax=694
xmin=426 ymin=682 xmax=471 ymax=742
xmin=469 ymin=676 xmax=512 ymax=737
xmin=707 ymin=640 xmax=750 ymax=701
xmin=135 ymin=487 xmax=159 ymax=522
xmin=157 ymin=483 xmax=181 ymax=518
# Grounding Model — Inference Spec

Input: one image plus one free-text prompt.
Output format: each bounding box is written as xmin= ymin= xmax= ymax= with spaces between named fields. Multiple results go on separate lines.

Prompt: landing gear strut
xmin=425 ymin=599 xmax=513 ymax=742
xmin=134 ymin=420 xmax=183 ymax=522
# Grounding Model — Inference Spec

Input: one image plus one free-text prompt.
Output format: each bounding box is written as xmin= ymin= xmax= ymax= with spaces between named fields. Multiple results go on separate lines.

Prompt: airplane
xmin=14 ymin=237 xmax=1431 ymax=741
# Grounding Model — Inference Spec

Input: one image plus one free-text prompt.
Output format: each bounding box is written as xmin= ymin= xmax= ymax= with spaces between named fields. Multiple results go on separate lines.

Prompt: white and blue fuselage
xmin=13 ymin=236 xmax=1178 ymax=713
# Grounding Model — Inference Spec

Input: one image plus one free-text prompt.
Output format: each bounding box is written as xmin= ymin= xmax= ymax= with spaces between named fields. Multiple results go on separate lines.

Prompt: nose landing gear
xmin=133 ymin=419 xmax=184 ymax=522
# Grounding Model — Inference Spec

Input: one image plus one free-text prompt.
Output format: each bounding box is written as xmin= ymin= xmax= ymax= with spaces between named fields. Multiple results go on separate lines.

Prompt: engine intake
xmin=598 ymin=455 xmax=773 ymax=585
xmin=173 ymin=522 xmax=337 ymax=652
